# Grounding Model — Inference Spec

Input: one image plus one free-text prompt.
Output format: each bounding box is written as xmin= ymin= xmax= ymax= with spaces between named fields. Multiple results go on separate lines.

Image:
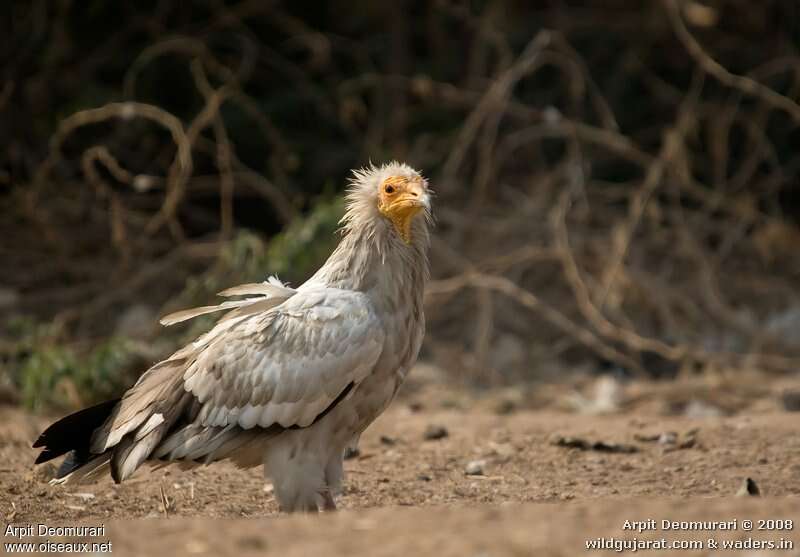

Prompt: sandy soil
xmin=2 ymin=374 xmax=799 ymax=555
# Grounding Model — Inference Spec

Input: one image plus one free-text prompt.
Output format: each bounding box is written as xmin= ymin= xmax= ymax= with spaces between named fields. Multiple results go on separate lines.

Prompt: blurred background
xmin=2 ymin=0 xmax=800 ymax=413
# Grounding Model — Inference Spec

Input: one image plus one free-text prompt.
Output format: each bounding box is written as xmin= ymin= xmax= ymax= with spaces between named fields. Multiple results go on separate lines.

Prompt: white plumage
xmin=182 ymin=288 xmax=384 ymax=430
xmin=34 ymin=161 xmax=432 ymax=512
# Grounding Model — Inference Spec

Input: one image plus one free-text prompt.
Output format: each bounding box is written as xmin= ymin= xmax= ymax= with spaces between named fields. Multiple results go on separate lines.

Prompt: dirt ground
xmin=2 ymin=370 xmax=800 ymax=555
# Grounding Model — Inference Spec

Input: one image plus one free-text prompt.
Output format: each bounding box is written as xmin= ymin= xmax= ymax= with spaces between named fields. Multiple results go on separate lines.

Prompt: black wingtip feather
xmin=33 ymin=399 xmax=120 ymax=465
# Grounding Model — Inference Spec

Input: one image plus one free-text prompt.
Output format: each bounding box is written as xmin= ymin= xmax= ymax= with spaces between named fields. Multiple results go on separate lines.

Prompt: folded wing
xmin=74 ymin=287 xmax=384 ymax=482
xmin=183 ymin=287 xmax=385 ymax=430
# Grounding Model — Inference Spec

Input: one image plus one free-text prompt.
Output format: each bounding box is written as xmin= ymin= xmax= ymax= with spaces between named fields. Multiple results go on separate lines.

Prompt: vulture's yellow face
xmin=378 ymin=175 xmax=427 ymax=243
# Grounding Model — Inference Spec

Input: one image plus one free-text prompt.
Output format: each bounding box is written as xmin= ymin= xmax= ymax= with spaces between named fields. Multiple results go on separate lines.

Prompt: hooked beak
xmin=382 ymin=181 xmax=428 ymax=243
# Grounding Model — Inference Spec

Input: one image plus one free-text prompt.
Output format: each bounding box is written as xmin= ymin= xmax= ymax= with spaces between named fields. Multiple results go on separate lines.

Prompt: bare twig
xmin=595 ymin=72 xmax=703 ymax=308
xmin=664 ymin=0 xmax=800 ymax=124
xmin=427 ymin=272 xmax=647 ymax=375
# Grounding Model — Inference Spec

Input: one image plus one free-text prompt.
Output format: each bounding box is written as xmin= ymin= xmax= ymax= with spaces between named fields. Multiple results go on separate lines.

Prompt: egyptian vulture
xmin=33 ymin=162 xmax=432 ymax=512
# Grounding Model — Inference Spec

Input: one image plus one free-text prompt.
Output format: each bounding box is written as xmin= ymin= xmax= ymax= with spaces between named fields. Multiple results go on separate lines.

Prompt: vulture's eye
xmin=384 ymin=185 xmax=395 ymax=194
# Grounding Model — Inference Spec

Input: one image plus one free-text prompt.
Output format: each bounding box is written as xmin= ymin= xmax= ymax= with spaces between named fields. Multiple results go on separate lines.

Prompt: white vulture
xmin=33 ymin=162 xmax=432 ymax=512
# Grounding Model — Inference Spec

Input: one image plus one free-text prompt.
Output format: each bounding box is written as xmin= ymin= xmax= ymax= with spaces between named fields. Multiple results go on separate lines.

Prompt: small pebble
xmin=736 ymin=477 xmax=760 ymax=497
xmin=465 ymin=460 xmax=485 ymax=476
xmin=493 ymin=399 xmax=516 ymax=415
xmin=781 ymin=390 xmax=800 ymax=412
xmin=66 ymin=492 xmax=95 ymax=501
xmin=684 ymin=400 xmax=723 ymax=418
xmin=380 ymin=435 xmax=396 ymax=446
xmin=423 ymin=425 xmax=448 ymax=440
xmin=658 ymin=432 xmax=678 ymax=445
xmin=237 ymin=536 xmax=267 ymax=551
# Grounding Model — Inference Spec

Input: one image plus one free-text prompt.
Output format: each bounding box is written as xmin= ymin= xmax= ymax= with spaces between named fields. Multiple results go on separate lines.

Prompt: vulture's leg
xmin=320 ymin=453 xmax=343 ymax=511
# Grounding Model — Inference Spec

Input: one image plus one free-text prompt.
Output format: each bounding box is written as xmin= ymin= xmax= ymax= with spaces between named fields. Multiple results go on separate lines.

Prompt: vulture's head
xmin=342 ymin=162 xmax=432 ymax=245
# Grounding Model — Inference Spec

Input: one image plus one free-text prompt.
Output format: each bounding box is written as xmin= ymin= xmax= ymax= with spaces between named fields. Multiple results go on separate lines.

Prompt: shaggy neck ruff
xmin=306 ymin=164 xmax=431 ymax=309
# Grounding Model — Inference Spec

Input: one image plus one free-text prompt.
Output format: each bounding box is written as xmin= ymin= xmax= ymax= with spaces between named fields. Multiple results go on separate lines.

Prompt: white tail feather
xmin=160 ymin=277 xmax=295 ymax=326
xmin=159 ymin=300 xmax=256 ymax=326
xmin=218 ymin=282 xmax=294 ymax=298
xmin=49 ymin=455 xmax=110 ymax=486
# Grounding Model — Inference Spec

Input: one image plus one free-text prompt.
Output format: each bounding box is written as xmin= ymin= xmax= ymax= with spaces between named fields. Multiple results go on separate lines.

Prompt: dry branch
xmin=8 ymin=2 xmax=800 ymax=384
xmin=664 ymin=0 xmax=800 ymax=124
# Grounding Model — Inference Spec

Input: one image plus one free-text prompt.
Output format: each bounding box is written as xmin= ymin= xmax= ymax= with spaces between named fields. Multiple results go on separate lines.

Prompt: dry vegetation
xmin=2 ymin=1 xmax=800 ymax=405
